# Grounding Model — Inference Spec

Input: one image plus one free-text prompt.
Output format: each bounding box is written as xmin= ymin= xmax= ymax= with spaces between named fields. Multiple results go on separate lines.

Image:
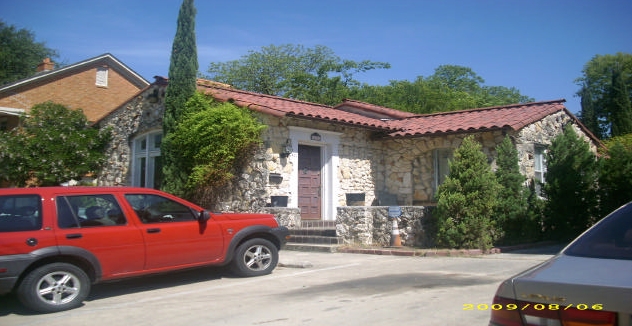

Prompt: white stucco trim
xmin=0 ymin=107 xmax=25 ymax=116
xmin=288 ymin=126 xmax=341 ymax=221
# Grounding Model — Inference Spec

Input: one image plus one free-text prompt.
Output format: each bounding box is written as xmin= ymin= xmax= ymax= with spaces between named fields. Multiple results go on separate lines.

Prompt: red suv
xmin=0 ymin=187 xmax=289 ymax=313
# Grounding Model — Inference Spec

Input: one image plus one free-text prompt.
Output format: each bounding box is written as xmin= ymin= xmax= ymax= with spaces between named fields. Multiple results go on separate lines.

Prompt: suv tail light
xmin=490 ymin=295 xmax=617 ymax=326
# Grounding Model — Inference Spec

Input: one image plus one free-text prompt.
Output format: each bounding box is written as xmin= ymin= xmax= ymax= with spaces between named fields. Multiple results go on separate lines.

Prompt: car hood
xmin=511 ymin=254 xmax=632 ymax=313
xmin=214 ymin=212 xmax=276 ymax=221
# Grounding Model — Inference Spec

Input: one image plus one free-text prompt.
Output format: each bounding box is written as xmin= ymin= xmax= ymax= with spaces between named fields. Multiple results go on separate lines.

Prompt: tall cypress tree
xmin=609 ymin=64 xmax=632 ymax=137
xmin=162 ymin=0 xmax=198 ymax=195
xmin=543 ymin=125 xmax=599 ymax=240
xmin=494 ymin=136 xmax=530 ymax=243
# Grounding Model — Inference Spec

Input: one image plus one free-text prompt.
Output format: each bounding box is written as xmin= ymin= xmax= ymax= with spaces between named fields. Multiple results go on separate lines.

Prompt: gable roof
xmin=387 ymin=100 xmax=569 ymax=137
xmin=0 ymin=53 xmax=149 ymax=94
xmin=133 ymin=78 xmax=596 ymax=145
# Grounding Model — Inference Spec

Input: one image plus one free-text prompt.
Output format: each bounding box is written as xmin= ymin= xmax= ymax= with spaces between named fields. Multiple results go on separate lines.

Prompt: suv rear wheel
xmin=230 ymin=238 xmax=278 ymax=277
xmin=17 ymin=262 xmax=90 ymax=313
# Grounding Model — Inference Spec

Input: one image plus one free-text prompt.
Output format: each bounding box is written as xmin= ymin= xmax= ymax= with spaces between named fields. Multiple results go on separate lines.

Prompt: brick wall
xmin=0 ymin=66 xmax=142 ymax=122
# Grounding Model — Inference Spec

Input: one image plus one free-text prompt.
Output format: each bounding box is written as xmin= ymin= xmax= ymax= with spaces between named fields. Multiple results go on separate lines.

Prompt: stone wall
xmin=378 ymin=131 xmax=507 ymax=206
xmin=96 ymin=83 xmax=165 ymax=186
xmin=336 ymin=206 xmax=433 ymax=247
xmin=515 ymin=111 xmax=598 ymax=180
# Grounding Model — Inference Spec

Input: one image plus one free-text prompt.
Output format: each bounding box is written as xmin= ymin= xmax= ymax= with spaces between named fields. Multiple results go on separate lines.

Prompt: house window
xmin=96 ymin=67 xmax=108 ymax=87
xmin=132 ymin=131 xmax=163 ymax=189
xmin=0 ymin=117 xmax=7 ymax=131
xmin=433 ymin=148 xmax=453 ymax=192
xmin=534 ymin=145 xmax=547 ymax=195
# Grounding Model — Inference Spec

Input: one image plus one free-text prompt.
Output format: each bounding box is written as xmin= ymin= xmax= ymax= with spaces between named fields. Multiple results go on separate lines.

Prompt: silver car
xmin=489 ymin=202 xmax=632 ymax=326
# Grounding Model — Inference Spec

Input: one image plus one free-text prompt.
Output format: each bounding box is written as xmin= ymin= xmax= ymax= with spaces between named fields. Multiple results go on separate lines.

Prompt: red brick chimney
xmin=36 ymin=58 xmax=55 ymax=72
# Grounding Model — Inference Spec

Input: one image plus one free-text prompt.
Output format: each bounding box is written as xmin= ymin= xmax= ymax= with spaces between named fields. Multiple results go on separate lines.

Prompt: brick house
xmin=0 ymin=53 xmax=149 ymax=131
xmin=96 ymin=77 xmax=600 ymax=246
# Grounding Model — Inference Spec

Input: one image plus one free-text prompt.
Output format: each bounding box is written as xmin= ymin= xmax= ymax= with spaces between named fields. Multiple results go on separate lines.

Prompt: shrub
xmin=435 ymin=136 xmax=501 ymax=250
xmin=0 ymin=102 xmax=111 ymax=186
xmin=163 ymin=92 xmax=266 ymax=205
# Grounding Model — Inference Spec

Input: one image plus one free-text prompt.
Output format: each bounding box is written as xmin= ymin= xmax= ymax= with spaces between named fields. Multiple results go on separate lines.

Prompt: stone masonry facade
xmin=96 ymin=82 xmax=598 ymax=248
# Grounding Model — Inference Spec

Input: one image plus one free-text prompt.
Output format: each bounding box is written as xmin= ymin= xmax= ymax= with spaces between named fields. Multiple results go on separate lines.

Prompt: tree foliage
xmin=494 ymin=136 xmax=541 ymax=244
xmin=598 ymin=134 xmax=632 ymax=216
xmin=349 ymin=65 xmax=533 ymax=114
xmin=0 ymin=20 xmax=58 ymax=85
xmin=206 ymin=44 xmax=390 ymax=105
xmin=576 ymin=53 xmax=632 ymax=139
xmin=435 ymin=136 xmax=502 ymax=250
xmin=0 ymin=102 xmax=111 ymax=186
xmin=165 ymin=92 xmax=266 ymax=206
xmin=543 ymin=125 xmax=599 ymax=240
xmin=162 ymin=0 xmax=199 ymax=195
xmin=608 ymin=63 xmax=632 ymax=136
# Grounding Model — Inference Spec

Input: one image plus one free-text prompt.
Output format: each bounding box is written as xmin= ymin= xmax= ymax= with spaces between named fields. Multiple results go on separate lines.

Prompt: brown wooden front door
xmin=298 ymin=145 xmax=322 ymax=220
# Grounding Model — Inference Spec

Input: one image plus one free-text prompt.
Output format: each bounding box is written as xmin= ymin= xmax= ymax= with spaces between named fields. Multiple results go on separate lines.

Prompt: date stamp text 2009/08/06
xmin=463 ymin=303 xmax=604 ymax=311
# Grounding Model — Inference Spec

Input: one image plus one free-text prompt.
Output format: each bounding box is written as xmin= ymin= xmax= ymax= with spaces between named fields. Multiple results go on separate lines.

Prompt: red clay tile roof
xmin=194 ymin=79 xmax=594 ymax=142
xmin=386 ymin=100 xmax=569 ymax=137
xmin=333 ymin=99 xmax=420 ymax=119
xmin=197 ymin=79 xmax=396 ymax=130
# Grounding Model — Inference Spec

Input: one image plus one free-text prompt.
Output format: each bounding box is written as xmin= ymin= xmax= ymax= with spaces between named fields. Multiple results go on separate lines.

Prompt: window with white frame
xmin=534 ymin=145 xmax=547 ymax=195
xmin=132 ymin=131 xmax=163 ymax=189
xmin=433 ymin=148 xmax=453 ymax=193
xmin=96 ymin=67 xmax=108 ymax=87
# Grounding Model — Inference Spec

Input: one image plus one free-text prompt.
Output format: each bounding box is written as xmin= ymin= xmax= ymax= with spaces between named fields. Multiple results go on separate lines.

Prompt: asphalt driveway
xmin=0 ymin=248 xmax=557 ymax=326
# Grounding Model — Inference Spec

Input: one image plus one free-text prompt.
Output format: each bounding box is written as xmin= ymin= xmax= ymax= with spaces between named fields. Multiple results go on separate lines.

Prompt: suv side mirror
xmin=199 ymin=210 xmax=211 ymax=222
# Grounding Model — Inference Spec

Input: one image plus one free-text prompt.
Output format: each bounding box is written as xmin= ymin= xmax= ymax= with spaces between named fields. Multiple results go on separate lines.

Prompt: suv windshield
xmin=565 ymin=202 xmax=632 ymax=260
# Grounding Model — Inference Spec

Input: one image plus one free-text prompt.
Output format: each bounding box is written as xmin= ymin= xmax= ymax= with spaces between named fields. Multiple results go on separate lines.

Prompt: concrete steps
xmin=285 ymin=220 xmax=343 ymax=252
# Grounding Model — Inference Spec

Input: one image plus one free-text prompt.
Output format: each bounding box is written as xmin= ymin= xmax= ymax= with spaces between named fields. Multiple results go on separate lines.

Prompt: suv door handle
xmin=147 ymin=228 xmax=161 ymax=233
xmin=66 ymin=233 xmax=83 ymax=239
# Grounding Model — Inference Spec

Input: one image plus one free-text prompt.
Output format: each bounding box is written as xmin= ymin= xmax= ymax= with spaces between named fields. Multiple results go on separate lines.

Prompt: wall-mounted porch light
xmin=280 ymin=139 xmax=292 ymax=158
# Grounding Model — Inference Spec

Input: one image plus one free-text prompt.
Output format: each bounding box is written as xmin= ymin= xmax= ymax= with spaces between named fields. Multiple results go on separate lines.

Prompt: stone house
xmin=0 ymin=53 xmax=149 ymax=131
xmin=96 ymin=77 xmax=600 ymax=246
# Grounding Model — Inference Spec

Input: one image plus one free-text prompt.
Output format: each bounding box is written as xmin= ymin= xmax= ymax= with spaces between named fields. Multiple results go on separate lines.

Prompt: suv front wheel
xmin=230 ymin=238 xmax=278 ymax=277
xmin=17 ymin=262 xmax=91 ymax=313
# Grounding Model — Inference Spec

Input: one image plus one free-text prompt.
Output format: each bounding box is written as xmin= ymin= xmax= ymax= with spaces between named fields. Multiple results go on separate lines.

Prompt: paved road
xmin=0 ymin=248 xmax=559 ymax=326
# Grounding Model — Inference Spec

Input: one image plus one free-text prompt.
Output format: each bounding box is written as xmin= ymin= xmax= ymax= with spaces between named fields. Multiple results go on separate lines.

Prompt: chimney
xmin=36 ymin=58 xmax=55 ymax=72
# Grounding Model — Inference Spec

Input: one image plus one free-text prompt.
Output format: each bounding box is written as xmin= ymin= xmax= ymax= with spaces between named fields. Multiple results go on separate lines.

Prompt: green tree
xmin=0 ymin=20 xmax=58 ymax=85
xmin=0 ymin=102 xmax=111 ymax=186
xmin=598 ymin=134 xmax=632 ymax=215
xmin=165 ymin=92 xmax=266 ymax=206
xmin=608 ymin=64 xmax=632 ymax=136
xmin=578 ymin=84 xmax=602 ymax=138
xmin=575 ymin=53 xmax=632 ymax=139
xmin=206 ymin=44 xmax=390 ymax=105
xmin=435 ymin=136 xmax=502 ymax=250
xmin=349 ymin=65 xmax=533 ymax=114
xmin=494 ymin=136 xmax=535 ymax=244
xmin=162 ymin=0 xmax=199 ymax=196
xmin=543 ymin=125 xmax=599 ymax=240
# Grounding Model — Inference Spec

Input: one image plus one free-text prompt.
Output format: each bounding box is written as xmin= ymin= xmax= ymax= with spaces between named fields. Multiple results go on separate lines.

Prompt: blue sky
xmin=2 ymin=0 xmax=631 ymax=114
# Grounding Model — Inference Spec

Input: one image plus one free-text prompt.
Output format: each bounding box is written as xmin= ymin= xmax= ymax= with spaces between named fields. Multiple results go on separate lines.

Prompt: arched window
xmin=132 ymin=131 xmax=163 ymax=189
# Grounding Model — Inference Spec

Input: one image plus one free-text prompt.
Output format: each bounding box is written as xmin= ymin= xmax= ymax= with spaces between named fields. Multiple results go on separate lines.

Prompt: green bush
xmin=162 ymin=92 xmax=266 ymax=205
xmin=598 ymin=134 xmax=632 ymax=215
xmin=494 ymin=136 xmax=541 ymax=244
xmin=0 ymin=101 xmax=111 ymax=186
xmin=435 ymin=136 xmax=501 ymax=250
xmin=543 ymin=125 xmax=599 ymax=240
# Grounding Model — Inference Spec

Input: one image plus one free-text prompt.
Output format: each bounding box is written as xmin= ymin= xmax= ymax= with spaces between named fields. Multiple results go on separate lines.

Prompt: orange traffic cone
xmin=390 ymin=218 xmax=402 ymax=247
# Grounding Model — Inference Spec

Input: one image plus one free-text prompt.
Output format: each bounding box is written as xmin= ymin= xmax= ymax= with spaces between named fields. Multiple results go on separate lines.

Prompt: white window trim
xmin=131 ymin=130 xmax=162 ymax=188
xmin=433 ymin=148 xmax=453 ymax=193
xmin=96 ymin=67 xmax=108 ymax=87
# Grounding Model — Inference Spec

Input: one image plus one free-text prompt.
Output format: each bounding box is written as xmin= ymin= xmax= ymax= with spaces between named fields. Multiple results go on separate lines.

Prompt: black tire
xmin=230 ymin=238 xmax=278 ymax=277
xmin=17 ymin=263 xmax=91 ymax=313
